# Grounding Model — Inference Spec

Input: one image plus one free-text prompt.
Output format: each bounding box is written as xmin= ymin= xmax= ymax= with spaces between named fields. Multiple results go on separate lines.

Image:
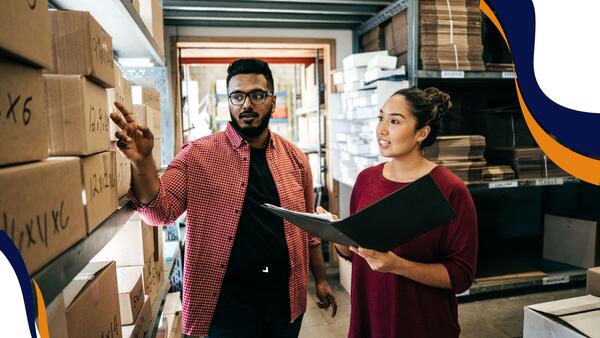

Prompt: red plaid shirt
xmin=129 ymin=124 xmax=319 ymax=336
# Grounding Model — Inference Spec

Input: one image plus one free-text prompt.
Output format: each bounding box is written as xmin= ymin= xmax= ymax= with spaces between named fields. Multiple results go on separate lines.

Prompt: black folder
xmin=262 ymin=174 xmax=456 ymax=252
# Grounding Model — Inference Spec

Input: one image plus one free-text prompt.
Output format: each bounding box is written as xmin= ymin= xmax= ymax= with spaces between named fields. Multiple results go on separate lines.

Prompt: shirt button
xmin=220 ymin=264 xmax=225 ymax=268
xmin=242 ymin=157 xmax=247 ymax=161
xmin=241 ymin=182 xmax=245 ymax=187
xmin=213 ymin=293 xmax=218 ymax=298
xmin=235 ymin=209 xmax=240 ymax=214
xmin=228 ymin=236 xmax=234 ymax=241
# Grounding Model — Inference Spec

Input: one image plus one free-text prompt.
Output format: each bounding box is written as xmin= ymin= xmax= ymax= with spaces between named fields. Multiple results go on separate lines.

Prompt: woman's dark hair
xmin=226 ymin=58 xmax=274 ymax=92
xmin=392 ymin=86 xmax=452 ymax=147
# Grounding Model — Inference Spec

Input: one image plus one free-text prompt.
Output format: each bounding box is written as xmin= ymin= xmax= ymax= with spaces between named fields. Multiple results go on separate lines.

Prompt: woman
xmin=334 ymin=87 xmax=478 ymax=338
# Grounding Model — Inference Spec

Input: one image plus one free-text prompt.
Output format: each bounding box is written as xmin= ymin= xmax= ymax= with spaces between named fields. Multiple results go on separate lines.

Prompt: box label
xmin=89 ymin=104 xmax=109 ymax=135
xmin=91 ymin=33 xmax=114 ymax=67
xmin=535 ymin=178 xmax=564 ymax=186
xmin=502 ymin=71 xmax=515 ymax=79
xmin=542 ymin=275 xmax=570 ymax=286
xmin=488 ymin=181 xmax=519 ymax=189
xmin=441 ymin=71 xmax=465 ymax=79
xmin=90 ymin=170 xmax=116 ymax=202
xmin=100 ymin=314 xmax=120 ymax=338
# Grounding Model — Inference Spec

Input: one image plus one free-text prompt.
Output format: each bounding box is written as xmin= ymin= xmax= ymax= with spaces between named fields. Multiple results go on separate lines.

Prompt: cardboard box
xmin=49 ymin=11 xmax=115 ymax=88
xmin=45 ymin=74 xmax=110 ymax=156
xmin=588 ymin=267 xmax=600 ymax=297
xmin=132 ymin=86 xmax=161 ymax=111
xmin=132 ymin=0 xmax=141 ymax=14
xmin=81 ymin=152 xmax=119 ymax=233
xmin=112 ymin=142 xmax=132 ymax=198
xmin=156 ymin=316 xmax=169 ymax=338
xmin=93 ymin=218 xmax=155 ymax=268
xmin=0 ymin=58 xmax=49 ymax=166
xmin=122 ymin=295 xmax=152 ymax=338
xmin=0 ymin=0 xmax=52 ymax=69
xmin=0 ymin=158 xmax=86 ymax=275
xmin=543 ymin=211 xmax=599 ymax=269
xmin=63 ymin=261 xmax=122 ymax=338
xmin=117 ymin=267 xmax=145 ymax=325
xmin=107 ymin=64 xmax=134 ymax=141
xmin=139 ymin=0 xmax=165 ymax=56
xmin=43 ymin=292 xmax=68 ymax=338
xmin=134 ymin=104 xmax=160 ymax=136
xmin=523 ymin=295 xmax=600 ymax=338
xmin=153 ymin=138 xmax=163 ymax=170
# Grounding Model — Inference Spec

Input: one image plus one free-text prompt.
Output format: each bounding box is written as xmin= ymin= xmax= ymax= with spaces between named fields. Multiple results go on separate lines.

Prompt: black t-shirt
xmin=221 ymin=146 xmax=291 ymax=303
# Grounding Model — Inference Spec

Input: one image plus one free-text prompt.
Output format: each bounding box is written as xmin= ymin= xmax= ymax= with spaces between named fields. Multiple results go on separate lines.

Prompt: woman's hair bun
xmin=424 ymin=87 xmax=452 ymax=119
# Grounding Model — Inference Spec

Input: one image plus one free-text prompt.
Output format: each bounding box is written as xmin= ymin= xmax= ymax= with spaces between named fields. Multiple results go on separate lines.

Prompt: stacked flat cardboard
xmin=423 ymin=135 xmax=486 ymax=162
xmin=485 ymin=147 xmax=568 ymax=179
xmin=481 ymin=165 xmax=515 ymax=181
xmin=81 ymin=151 xmax=119 ymax=233
xmin=0 ymin=0 xmax=53 ymax=69
xmin=474 ymin=105 xmax=536 ymax=148
xmin=485 ymin=63 xmax=514 ymax=71
xmin=0 ymin=158 xmax=86 ymax=275
xmin=523 ymin=295 xmax=600 ymax=338
xmin=543 ymin=210 xmax=600 ymax=269
xmin=442 ymin=160 xmax=486 ymax=183
xmin=360 ymin=26 xmax=384 ymax=52
xmin=49 ymin=11 xmax=115 ymax=88
xmin=384 ymin=10 xmax=408 ymax=65
xmin=419 ymin=0 xmax=485 ymax=70
xmin=0 ymin=58 xmax=49 ymax=166
xmin=63 ymin=261 xmax=122 ymax=338
xmin=45 ymin=75 xmax=110 ymax=156
xmin=476 ymin=254 xmax=546 ymax=285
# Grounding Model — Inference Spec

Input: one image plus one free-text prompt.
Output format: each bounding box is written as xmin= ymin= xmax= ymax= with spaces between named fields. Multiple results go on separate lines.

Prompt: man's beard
xmin=229 ymin=105 xmax=272 ymax=138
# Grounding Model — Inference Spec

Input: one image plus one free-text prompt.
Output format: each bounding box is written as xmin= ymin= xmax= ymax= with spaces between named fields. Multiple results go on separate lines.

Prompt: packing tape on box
xmin=445 ymin=0 xmax=460 ymax=70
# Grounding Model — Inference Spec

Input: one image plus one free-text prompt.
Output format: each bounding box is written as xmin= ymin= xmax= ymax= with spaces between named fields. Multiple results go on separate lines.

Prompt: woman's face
xmin=376 ymin=94 xmax=427 ymax=158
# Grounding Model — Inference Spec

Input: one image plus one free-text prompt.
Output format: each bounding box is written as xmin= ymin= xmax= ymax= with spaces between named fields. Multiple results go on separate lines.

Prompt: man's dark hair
xmin=226 ymin=58 xmax=274 ymax=92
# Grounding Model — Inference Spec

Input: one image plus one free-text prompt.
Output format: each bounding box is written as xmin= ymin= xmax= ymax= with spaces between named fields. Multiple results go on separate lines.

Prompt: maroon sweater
xmin=347 ymin=164 xmax=478 ymax=338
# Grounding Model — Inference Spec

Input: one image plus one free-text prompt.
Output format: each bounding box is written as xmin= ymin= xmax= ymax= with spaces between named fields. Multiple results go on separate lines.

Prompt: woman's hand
xmin=316 ymin=207 xmax=352 ymax=259
xmin=349 ymin=247 xmax=404 ymax=273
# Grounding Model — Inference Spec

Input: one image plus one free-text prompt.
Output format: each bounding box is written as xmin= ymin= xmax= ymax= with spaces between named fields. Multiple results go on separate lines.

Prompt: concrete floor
xmin=300 ymin=277 xmax=586 ymax=338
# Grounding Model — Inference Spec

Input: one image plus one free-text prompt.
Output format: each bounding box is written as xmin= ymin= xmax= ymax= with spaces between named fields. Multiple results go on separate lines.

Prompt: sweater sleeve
xmin=439 ymin=183 xmax=478 ymax=294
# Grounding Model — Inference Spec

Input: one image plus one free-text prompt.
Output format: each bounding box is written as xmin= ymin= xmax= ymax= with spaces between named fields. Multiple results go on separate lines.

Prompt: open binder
xmin=263 ymin=174 xmax=456 ymax=252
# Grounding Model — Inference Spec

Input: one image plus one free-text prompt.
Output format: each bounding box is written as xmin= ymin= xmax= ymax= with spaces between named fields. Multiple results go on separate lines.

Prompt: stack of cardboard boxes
xmin=0 ymin=1 xmax=89 ymax=276
xmin=422 ymin=135 xmax=487 ymax=183
xmin=133 ymin=85 xmax=163 ymax=170
xmin=331 ymin=51 xmax=409 ymax=184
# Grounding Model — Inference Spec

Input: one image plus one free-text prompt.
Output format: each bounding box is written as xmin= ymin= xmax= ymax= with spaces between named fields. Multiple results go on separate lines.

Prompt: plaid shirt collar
xmin=225 ymin=122 xmax=275 ymax=150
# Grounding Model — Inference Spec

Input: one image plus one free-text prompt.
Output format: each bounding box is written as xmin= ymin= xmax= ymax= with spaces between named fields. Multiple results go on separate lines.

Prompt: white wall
xmin=165 ymin=26 xmax=354 ymax=68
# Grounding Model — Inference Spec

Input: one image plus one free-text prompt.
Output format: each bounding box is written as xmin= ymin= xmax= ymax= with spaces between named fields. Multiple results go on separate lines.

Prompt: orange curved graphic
xmin=34 ymin=281 xmax=50 ymax=338
xmin=480 ymin=0 xmax=600 ymax=185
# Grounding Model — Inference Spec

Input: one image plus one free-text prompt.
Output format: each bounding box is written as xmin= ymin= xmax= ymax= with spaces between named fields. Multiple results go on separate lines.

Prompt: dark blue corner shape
xmin=0 ymin=230 xmax=37 ymax=338
xmin=488 ymin=0 xmax=600 ymax=158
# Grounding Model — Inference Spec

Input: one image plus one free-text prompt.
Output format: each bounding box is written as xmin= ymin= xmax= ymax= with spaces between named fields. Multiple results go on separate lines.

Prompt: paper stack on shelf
xmin=481 ymin=165 xmax=515 ymax=181
xmin=485 ymin=147 xmax=568 ymax=179
xmin=485 ymin=63 xmax=514 ymax=71
xmin=419 ymin=0 xmax=485 ymax=71
xmin=423 ymin=135 xmax=486 ymax=183
xmin=473 ymin=105 xmax=537 ymax=149
xmin=360 ymin=26 xmax=385 ymax=52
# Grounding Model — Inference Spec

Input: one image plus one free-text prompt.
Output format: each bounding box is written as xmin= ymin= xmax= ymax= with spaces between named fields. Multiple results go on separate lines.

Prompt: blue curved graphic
xmin=0 ymin=230 xmax=37 ymax=338
xmin=487 ymin=0 xmax=600 ymax=158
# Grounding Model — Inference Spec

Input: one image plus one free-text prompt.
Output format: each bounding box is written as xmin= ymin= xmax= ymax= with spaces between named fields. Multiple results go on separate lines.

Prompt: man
xmin=110 ymin=59 xmax=336 ymax=337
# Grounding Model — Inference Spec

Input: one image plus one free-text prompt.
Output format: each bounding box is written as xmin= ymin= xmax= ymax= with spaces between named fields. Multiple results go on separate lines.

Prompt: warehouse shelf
xmin=32 ymin=197 xmax=136 ymax=307
xmin=417 ymin=70 xmax=516 ymax=81
xmin=50 ymin=0 xmax=165 ymax=65
xmin=145 ymin=244 xmax=181 ymax=338
xmin=33 ymin=169 xmax=166 ymax=307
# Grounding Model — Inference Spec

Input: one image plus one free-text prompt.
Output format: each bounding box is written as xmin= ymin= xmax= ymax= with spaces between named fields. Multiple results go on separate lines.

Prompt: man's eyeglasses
xmin=228 ymin=90 xmax=273 ymax=106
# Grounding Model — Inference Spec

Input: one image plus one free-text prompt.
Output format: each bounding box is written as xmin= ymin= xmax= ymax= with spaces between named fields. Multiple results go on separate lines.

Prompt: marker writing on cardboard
xmin=2 ymin=93 xmax=32 ymax=126
xmin=90 ymin=170 xmax=116 ymax=201
xmin=100 ymin=314 xmax=120 ymax=338
xmin=89 ymin=104 xmax=108 ymax=134
xmin=3 ymin=200 xmax=70 ymax=252
xmin=91 ymin=35 xmax=113 ymax=66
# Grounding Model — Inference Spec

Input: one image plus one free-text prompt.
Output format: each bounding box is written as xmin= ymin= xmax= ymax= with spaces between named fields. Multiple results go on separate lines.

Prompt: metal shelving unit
xmin=50 ymin=0 xmax=165 ymax=65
